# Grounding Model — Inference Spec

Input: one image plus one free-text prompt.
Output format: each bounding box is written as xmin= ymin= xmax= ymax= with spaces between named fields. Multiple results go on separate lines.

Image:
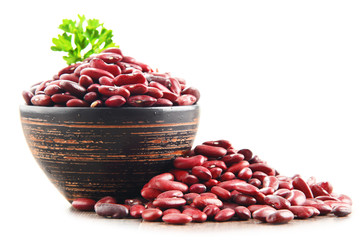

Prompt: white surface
xmin=1 ymin=0 xmax=359 ymax=239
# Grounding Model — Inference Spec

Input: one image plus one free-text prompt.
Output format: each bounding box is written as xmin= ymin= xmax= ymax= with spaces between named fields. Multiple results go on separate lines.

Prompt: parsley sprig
xmin=51 ymin=15 xmax=118 ymax=65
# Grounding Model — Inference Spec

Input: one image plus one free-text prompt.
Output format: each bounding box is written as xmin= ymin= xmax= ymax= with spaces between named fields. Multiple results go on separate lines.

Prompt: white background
xmin=1 ymin=0 xmax=359 ymax=239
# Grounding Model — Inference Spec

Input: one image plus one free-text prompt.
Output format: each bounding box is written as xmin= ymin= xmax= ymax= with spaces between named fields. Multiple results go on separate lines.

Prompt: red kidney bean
xmin=182 ymin=208 xmax=207 ymax=222
xmin=156 ymin=190 xmax=184 ymax=199
xmin=58 ymin=62 xmax=81 ymax=76
xmin=221 ymin=154 xmax=245 ymax=165
xmin=264 ymin=195 xmax=291 ymax=209
xmin=95 ymin=203 xmax=129 ymax=218
xmin=219 ymin=172 xmax=236 ymax=181
xmin=217 ymin=179 xmax=246 ymax=191
xmin=191 ymin=166 xmax=212 ymax=181
xmin=252 ymin=171 xmax=268 ymax=182
xmin=232 ymin=193 xmax=257 ymax=206
xmin=227 ymin=148 xmax=238 ymax=155
xmin=148 ymin=81 xmax=171 ymax=92
xmin=121 ymin=83 xmax=148 ymax=95
xmin=337 ymin=194 xmax=352 ymax=205
xmin=324 ymin=200 xmax=350 ymax=210
xmin=93 ymin=52 xmax=123 ymax=64
xmin=292 ymin=176 xmax=313 ymax=198
xmin=247 ymin=205 xmax=275 ymax=213
xmin=214 ymin=208 xmax=235 ymax=222
xmin=104 ymin=95 xmax=126 ymax=107
xmin=209 ymin=167 xmax=222 ymax=179
xmin=59 ymin=73 xmax=79 ymax=82
xmin=286 ymin=190 xmax=306 ymax=206
xmin=310 ymin=184 xmax=330 ymax=197
xmin=211 ymin=186 xmax=231 ymax=201
xmin=95 ymin=196 xmax=117 ymax=207
xmin=66 ymin=99 xmax=90 ymax=107
xmin=31 ymin=94 xmax=53 ymax=106
xmin=87 ymin=83 xmax=100 ymax=93
xmin=252 ymin=207 xmax=277 ymax=222
xmin=333 ymin=205 xmax=351 ymax=217
xmin=288 ymin=206 xmax=315 ymax=219
xmin=194 ymin=145 xmax=227 ymax=158
xmin=248 ymin=178 xmax=262 ymax=188
xmin=173 ymin=155 xmax=206 ymax=169
xmin=153 ymin=98 xmax=173 ymax=106
xmin=113 ymin=72 xmax=147 ymax=86
xmin=189 ymin=183 xmax=207 ymax=194
xmin=44 ymin=84 xmax=63 ymax=96
xmin=227 ymin=161 xmax=250 ymax=175
xmin=278 ymin=180 xmax=293 ymax=190
xmin=141 ymin=187 xmax=162 ymax=200
xmin=22 ymin=90 xmax=34 ymax=105
xmin=153 ymin=179 xmax=188 ymax=192
xmin=149 ymin=172 xmax=174 ymax=182
xmin=192 ymin=196 xmax=223 ymax=210
xmin=78 ymin=75 xmax=94 ymax=88
xmin=203 ymin=204 xmax=221 ymax=219
xmin=80 ymin=67 xmax=114 ymax=80
xmin=141 ymin=208 xmax=163 ymax=221
xmin=266 ymin=210 xmax=294 ymax=224
xmin=74 ymin=62 xmax=90 ymax=75
xmin=98 ymin=76 xmax=114 ymax=86
xmin=72 ymin=198 xmax=96 ymax=211
xmin=83 ymin=92 xmax=98 ymax=103
xmin=162 ymin=213 xmax=192 ymax=224
xmin=98 ymin=85 xmax=130 ymax=98
xmin=181 ymin=86 xmax=200 ymax=102
xmin=90 ymin=58 xmax=121 ymax=77
xmin=315 ymin=196 xmax=340 ymax=202
xmin=183 ymin=193 xmax=200 ymax=204
xmin=238 ymin=167 xmax=253 ymax=180
xmin=130 ymin=204 xmax=145 ymax=218
xmin=249 ymin=163 xmax=276 ymax=176
xmin=51 ymin=93 xmax=77 ymax=104
xmin=59 ymin=80 xmax=86 ymax=98
xmin=260 ymin=187 xmax=275 ymax=195
xmin=152 ymin=197 xmax=186 ymax=209
xmin=263 ymin=176 xmax=279 ymax=190
xmin=102 ymin=47 xmax=123 ymax=56
xmin=234 ymin=206 xmax=251 ymax=220
xmin=203 ymin=140 xmax=232 ymax=149
xmin=200 ymin=192 xmax=218 ymax=198
xmin=124 ymin=198 xmax=144 ymax=206
xmin=162 ymin=91 xmax=179 ymax=102
xmin=35 ymin=80 xmax=52 ymax=94
xmin=204 ymin=179 xmax=219 ymax=188
xmin=317 ymin=181 xmax=333 ymax=194
xmin=175 ymin=94 xmax=197 ymax=106
xmin=146 ymin=87 xmax=163 ymax=98
xmin=237 ymin=149 xmax=253 ymax=161
xmin=168 ymin=77 xmax=181 ymax=95
xmin=302 ymin=199 xmax=332 ymax=215
xmin=170 ymin=169 xmax=189 ymax=182
xmin=127 ymin=95 xmax=157 ymax=107
xmin=182 ymin=174 xmax=199 ymax=185
xmin=163 ymin=208 xmax=181 ymax=215
xmin=202 ymin=160 xmax=227 ymax=171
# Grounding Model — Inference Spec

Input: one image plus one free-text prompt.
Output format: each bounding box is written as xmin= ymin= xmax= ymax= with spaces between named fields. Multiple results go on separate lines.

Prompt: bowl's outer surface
xmin=20 ymin=105 xmax=199 ymax=202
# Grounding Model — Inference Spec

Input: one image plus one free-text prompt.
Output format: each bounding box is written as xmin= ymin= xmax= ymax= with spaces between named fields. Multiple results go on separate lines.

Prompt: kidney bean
xmin=153 ymin=98 xmax=173 ymax=106
xmin=168 ymin=77 xmax=181 ymax=95
xmin=98 ymin=76 xmax=114 ymax=86
xmin=174 ymin=155 xmax=206 ymax=169
xmin=214 ymin=208 xmax=235 ymax=222
xmin=183 ymin=193 xmax=200 ymax=204
xmin=235 ymin=168 xmax=252 ymax=181
xmin=193 ymin=196 xmax=223 ymax=210
xmin=262 ymin=176 xmax=279 ymax=190
xmin=219 ymin=172 xmax=236 ymax=181
xmin=337 ymin=194 xmax=352 ymax=205
xmin=264 ymin=195 xmax=291 ymax=209
xmin=217 ymin=179 xmax=246 ymax=191
xmin=232 ymin=193 xmax=257 ymax=206
xmin=71 ymin=198 xmax=96 ymax=211
xmin=333 ymin=205 xmax=352 ymax=217
xmin=149 ymin=172 xmax=174 ymax=182
xmin=127 ymin=95 xmax=157 ymax=107
xmin=94 ymin=52 xmax=123 ymax=64
xmin=31 ymin=94 xmax=53 ymax=106
xmin=221 ymin=154 xmax=245 ymax=166
xmin=59 ymin=73 xmax=79 ymax=82
xmin=50 ymin=94 xmax=76 ymax=104
xmin=292 ymin=176 xmax=313 ymax=198
xmin=181 ymin=86 xmax=200 ymax=102
xmin=90 ymin=58 xmax=121 ymax=77
xmin=58 ymin=62 xmax=81 ymax=76
xmin=266 ymin=210 xmax=294 ymax=224
xmin=210 ymin=186 xmax=231 ymax=201
xmin=194 ymin=144 xmax=227 ymax=158
xmin=204 ymin=179 xmax=219 ymax=188
xmin=152 ymin=197 xmax=186 ymax=209
xmin=302 ymin=199 xmax=332 ymax=215
xmin=130 ymin=204 xmax=145 ymax=218
xmin=247 ymin=205 xmax=275 ymax=213
xmin=141 ymin=208 xmax=163 ymax=221
xmin=227 ymin=148 xmax=238 ymax=155
xmin=146 ymin=87 xmax=163 ymax=98
xmin=203 ymin=205 xmax=221 ymax=219
xmin=148 ymin=81 xmax=171 ymax=92
xmin=153 ymin=179 xmax=188 ymax=192
xmin=121 ymin=84 xmax=148 ymax=95
xmin=203 ymin=140 xmax=232 ymax=149
xmin=104 ymin=95 xmax=126 ymax=107
xmin=162 ymin=213 xmax=192 ymax=224
xmin=288 ymin=206 xmax=315 ymax=219
xmin=95 ymin=203 xmax=129 ymax=218
xmin=80 ymin=67 xmax=114 ymax=80
xmin=227 ymin=161 xmax=250 ymax=175
xmin=102 ymin=47 xmax=123 ymax=56
xmin=156 ymin=190 xmax=184 ymax=199
xmin=260 ymin=187 xmax=275 ymax=195
xmin=83 ymin=92 xmax=98 ymax=103
xmin=44 ymin=84 xmax=63 ymax=96
xmin=78 ymin=75 xmax=94 ymax=88
xmin=95 ymin=196 xmax=117 ymax=207
xmin=249 ymin=163 xmax=275 ymax=176
xmin=113 ymin=72 xmax=147 ymax=86
xmin=252 ymin=207 xmax=277 ymax=222
xmin=170 ymin=169 xmax=189 ymax=182
xmin=141 ymin=187 xmax=162 ymax=200
xmin=163 ymin=208 xmax=181 ymax=215
xmin=252 ymin=171 xmax=268 ymax=182
xmin=202 ymin=160 xmax=227 ymax=171
xmin=209 ymin=167 xmax=222 ymax=179
xmin=191 ymin=166 xmax=212 ymax=181
xmin=98 ymin=85 xmax=130 ymax=98
xmin=237 ymin=149 xmax=253 ymax=161
xmin=232 ymin=206 xmax=251 ymax=220
xmin=248 ymin=179 xmax=261 ymax=188
xmin=278 ymin=181 xmax=293 ymax=190
xmin=310 ymin=184 xmax=330 ymax=197
xmin=316 ymin=195 xmax=340 ymax=202
xmin=90 ymin=100 xmax=103 ymax=107
xmin=183 ymin=208 xmax=207 ymax=222
xmin=175 ymin=94 xmax=197 ymax=106
xmin=66 ymin=99 xmax=89 ymax=107
xmin=189 ymin=183 xmax=207 ymax=194
xmin=317 ymin=181 xmax=333 ymax=194
xmin=22 ymin=90 xmax=34 ymax=105
xmin=59 ymin=80 xmax=86 ymax=98
xmin=86 ymin=84 xmax=100 ymax=93
xmin=162 ymin=91 xmax=179 ymax=102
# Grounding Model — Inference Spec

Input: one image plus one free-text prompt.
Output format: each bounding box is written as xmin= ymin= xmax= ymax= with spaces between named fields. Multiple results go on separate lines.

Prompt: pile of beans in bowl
xmin=71 ymin=140 xmax=352 ymax=224
xmin=22 ymin=47 xmax=200 ymax=107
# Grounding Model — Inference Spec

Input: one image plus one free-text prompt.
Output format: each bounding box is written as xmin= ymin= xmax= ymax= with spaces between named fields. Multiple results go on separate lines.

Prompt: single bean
xmin=98 ymin=85 xmax=130 ymax=98
xmin=163 ymin=209 xmax=181 ymax=215
xmin=238 ymin=149 xmax=253 ymax=161
xmin=44 ymin=84 xmax=63 ymax=96
xmin=263 ymin=176 xmax=280 ymax=190
xmin=333 ymin=205 xmax=352 ymax=217
xmin=288 ymin=206 xmax=315 ymax=219
xmin=99 ymin=76 xmax=114 ymax=86
xmin=247 ymin=205 xmax=275 ymax=213
xmin=121 ymin=84 xmax=148 ymax=95
xmin=292 ymin=176 xmax=314 ymax=198
xmin=260 ymin=187 xmax=275 ymax=195
xmin=182 ymin=174 xmax=199 ymax=185
xmin=127 ymin=95 xmax=157 ymax=107
xmin=200 ymin=192 xmax=218 ymax=198
xmin=209 ymin=167 xmax=223 ymax=179
xmin=141 ymin=187 xmax=162 ymax=200
xmin=234 ymin=206 xmax=251 ymax=220
xmin=162 ymin=213 xmax=192 ymax=224
xmin=278 ymin=180 xmax=293 ymax=190
xmin=113 ymin=72 xmax=147 ymax=86
xmin=238 ymin=167 xmax=253 ymax=180
xmin=58 ymin=62 xmax=81 ymax=76
xmin=202 ymin=160 xmax=227 ymax=171
xmin=95 ymin=196 xmax=117 ymax=207
xmin=168 ymin=77 xmax=181 ymax=95
xmin=162 ymin=91 xmax=179 ymax=102
xmin=74 ymin=62 xmax=91 ymax=75
xmin=266 ymin=210 xmax=294 ymax=224
xmin=124 ymin=198 xmax=144 ymax=206
xmin=80 ymin=67 xmax=114 ymax=80
xmin=302 ymin=199 xmax=332 ymax=215
xmin=264 ymin=195 xmax=291 ymax=209
xmin=211 ymin=186 xmax=231 ymax=201
xmin=22 ymin=90 xmax=34 ymax=105
xmin=95 ymin=203 xmax=129 ymax=218
xmin=181 ymin=86 xmax=200 ymax=102
xmin=93 ymin=52 xmax=123 ymax=64
xmin=189 ymin=183 xmax=207 ymax=194
xmin=317 ymin=181 xmax=333 ymax=194
xmin=153 ymin=98 xmax=173 ymax=106
xmin=183 ymin=193 xmax=200 ymax=204
xmin=78 ymin=75 xmax=94 ymax=88
xmin=248 ymin=178 xmax=262 ymax=188
xmin=130 ymin=204 xmax=146 ymax=218
xmin=59 ymin=73 xmax=79 ymax=82
xmin=51 ymin=93 xmax=77 ymax=104
xmin=148 ymin=81 xmax=171 ymax=92
xmin=249 ymin=163 xmax=276 ymax=176
xmin=286 ymin=190 xmax=306 ymax=206
xmin=152 ymin=197 xmax=187 ymax=209
xmin=227 ymin=161 xmax=250 ymax=175
xmin=66 ymin=99 xmax=89 ymax=107
xmin=192 ymin=196 xmax=223 ymax=210
xmin=221 ymin=154 xmax=245 ymax=165
xmin=217 ymin=179 xmax=247 ymax=191
xmin=31 ymin=95 xmax=53 ymax=106
xmin=83 ymin=92 xmax=98 ymax=103
xmin=310 ymin=184 xmax=330 ymax=197
xmin=141 ymin=208 xmax=163 ymax=221
xmin=153 ymin=179 xmax=188 ymax=192
xmin=173 ymin=155 xmax=206 ymax=169
xmin=104 ymin=95 xmax=126 ymax=107
xmin=90 ymin=100 xmax=103 ymax=107
xmin=87 ymin=83 xmax=101 ymax=93
xmin=252 ymin=171 xmax=268 ymax=182
xmin=203 ymin=204 xmax=221 ymax=219
xmin=59 ymin=80 xmax=86 ymax=98
xmin=214 ymin=208 xmax=235 ymax=222
xmin=72 ymin=198 xmax=96 ymax=211
xmin=182 ymin=208 xmax=207 ymax=222
xmin=175 ymin=94 xmax=196 ymax=106
xmin=156 ymin=190 xmax=184 ymax=199
xmin=203 ymin=140 xmax=232 ymax=149
xmin=219 ymin=172 xmax=236 ymax=181
xmin=170 ymin=169 xmax=189 ymax=182
xmin=252 ymin=207 xmax=277 ymax=222
xmin=147 ymin=87 xmax=163 ymax=98
xmin=232 ymin=193 xmax=257 ymax=206
xmin=191 ymin=166 xmax=212 ymax=181
xmin=194 ymin=145 xmax=227 ymax=158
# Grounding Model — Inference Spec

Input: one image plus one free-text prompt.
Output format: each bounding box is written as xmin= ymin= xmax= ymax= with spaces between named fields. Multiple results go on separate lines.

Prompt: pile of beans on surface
xmin=22 ymin=47 xmax=200 ymax=107
xmin=71 ymin=140 xmax=352 ymax=224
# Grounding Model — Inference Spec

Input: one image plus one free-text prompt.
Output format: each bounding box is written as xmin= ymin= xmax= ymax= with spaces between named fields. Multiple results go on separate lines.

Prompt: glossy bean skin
xmin=141 ymin=208 xmax=163 ymax=221
xmin=175 ymin=94 xmax=197 ymax=106
xmin=89 ymin=58 xmax=121 ymax=77
xmin=152 ymin=197 xmax=186 ymax=209
xmin=252 ymin=207 xmax=277 ymax=222
xmin=44 ymin=84 xmax=63 ymax=96
xmin=263 ymin=176 xmax=279 ymax=190
xmin=266 ymin=210 xmax=294 ymax=224
xmin=292 ymin=176 xmax=314 ymax=198
xmin=98 ymin=85 xmax=130 ymax=98
xmin=95 ymin=196 xmax=117 ymax=207
xmin=95 ymin=203 xmax=129 ymax=218
xmin=78 ymin=75 xmax=94 ymax=88
xmin=154 ymin=98 xmax=173 ymax=106
xmin=130 ymin=205 xmax=146 ymax=218
xmin=51 ymin=94 xmax=77 ymax=104
xmin=162 ymin=213 xmax=192 ymax=224
xmin=31 ymin=94 xmax=53 ymax=106
xmin=181 ymin=86 xmax=200 ymax=102
xmin=237 ymin=167 xmax=253 ymax=180
xmin=113 ymin=72 xmax=147 ymax=86
xmin=191 ymin=166 xmax=212 ymax=181
xmin=59 ymin=80 xmax=86 ymax=98
xmin=211 ymin=186 xmax=231 ymax=201
xmin=333 ymin=205 xmax=352 ymax=217
xmin=72 ymin=198 xmax=96 ymax=211
xmin=183 ymin=208 xmax=207 ymax=222
xmin=288 ymin=206 xmax=315 ymax=219
xmin=173 ymin=155 xmax=206 ymax=169
xmin=152 ymin=179 xmax=188 ymax=192
xmin=194 ymin=145 xmax=227 ymax=158
xmin=214 ymin=208 xmax=235 ymax=222
xmin=141 ymin=187 xmax=162 ymax=200
xmin=286 ymin=190 xmax=306 ymax=206
xmin=183 ymin=193 xmax=200 ymax=204
xmin=66 ymin=99 xmax=90 ymax=107
xmin=232 ymin=193 xmax=257 ymax=206
xmin=80 ymin=67 xmax=114 ymax=80
xmin=104 ymin=95 xmax=126 ymax=107
xmin=189 ymin=184 xmax=207 ymax=194
xmin=234 ymin=206 xmax=251 ymax=220
xmin=163 ymin=209 xmax=181 ymax=215
xmin=264 ymin=195 xmax=291 ymax=209
xmin=203 ymin=204 xmax=221 ymax=219
xmin=156 ymin=190 xmax=184 ymax=199
xmin=221 ymin=154 xmax=244 ymax=166
xmin=22 ymin=90 xmax=34 ymax=105
xmin=127 ymin=95 xmax=157 ymax=107
xmin=238 ymin=149 xmax=253 ymax=161
xmin=193 ymin=196 xmax=223 ymax=210
xmin=249 ymin=163 xmax=276 ymax=176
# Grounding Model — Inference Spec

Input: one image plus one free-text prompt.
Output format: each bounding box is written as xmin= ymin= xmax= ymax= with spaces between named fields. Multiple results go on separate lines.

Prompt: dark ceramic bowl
xmin=20 ymin=105 xmax=199 ymax=202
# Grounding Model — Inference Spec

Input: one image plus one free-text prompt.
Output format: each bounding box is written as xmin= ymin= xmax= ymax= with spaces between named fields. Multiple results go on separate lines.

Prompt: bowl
xmin=20 ymin=105 xmax=199 ymax=202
